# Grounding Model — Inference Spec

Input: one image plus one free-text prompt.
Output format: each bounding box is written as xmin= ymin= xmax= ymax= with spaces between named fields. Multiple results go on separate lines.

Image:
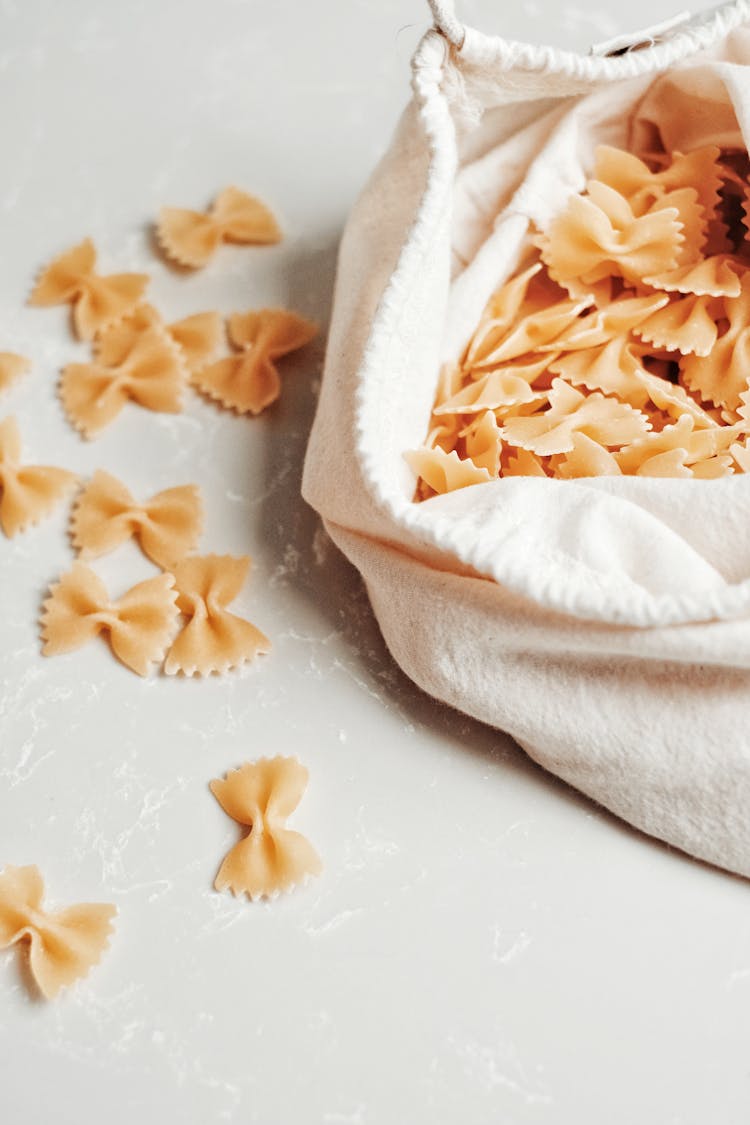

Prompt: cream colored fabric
xmin=303 ymin=3 xmax=750 ymax=878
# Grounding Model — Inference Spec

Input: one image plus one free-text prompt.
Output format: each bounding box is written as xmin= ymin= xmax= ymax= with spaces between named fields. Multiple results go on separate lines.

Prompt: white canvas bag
xmin=302 ymin=0 xmax=750 ymax=878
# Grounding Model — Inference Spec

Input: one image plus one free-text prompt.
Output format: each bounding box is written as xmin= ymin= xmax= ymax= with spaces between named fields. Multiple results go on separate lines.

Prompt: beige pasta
xmin=209 ymin=758 xmax=321 ymax=901
xmin=71 ymin=470 xmax=203 ymax=568
xmin=164 ymin=554 xmax=270 ymax=676
xmin=0 ymin=416 xmax=77 ymax=537
xmin=0 ymin=865 xmax=115 ymax=1000
xmin=61 ymin=322 xmax=185 ymax=438
xmin=29 ymin=238 xmax=149 ymax=341
xmin=0 ymin=352 xmax=31 ymax=394
xmin=192 ymin=307 xmax=317 ymax=415
xmin=157 ymin=186 xmax=282 ymax=269
xmin=407 ymin=142 xmax=750 ymax=493
xmin=41 ymin=563 xmax=179 ymax=676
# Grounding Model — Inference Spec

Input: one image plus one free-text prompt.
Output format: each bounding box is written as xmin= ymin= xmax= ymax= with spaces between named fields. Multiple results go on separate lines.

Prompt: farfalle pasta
xmin=71 ymin=470 xmax=203 ymax=568
xmin=167 ymin=311 xmax=223 ymax=372
xmin=0 ymin=416 xmax=77 ymax=537
xmin=407 ymin=142 xmax=750 ymax=493
xmin=29 ymin=238 xmax=149 ymax=341
xmin=0 ymin=352 xmax=31 ymax=394
xmin=191 ymin=308 xmax=318 ymax=415
xmin=61 ymin=321 xmax=185 ymax=437
xmin=593 ymin=144 xmax=724 ymax=218
xmin=0 ymin=865 xmax=115 ymax=999
xmin=538 ymin=181 xmax=684 ymax=287
xmin=209 ymin=758 xmax=321 ymax=900
xmin=41 ymin=563 xmax=179 ymax=676
xmin=94 ymin=304 xmax=222 ymax=378
xmin=681 ymin=276 xmax=750 ymax=409
xmin=164 ymin=554 xmax=270 ymax=676
xmin=501 ymin=379 xmax=649 ymax=457
xmin=157 ymin=186 xmax=282 ymax=268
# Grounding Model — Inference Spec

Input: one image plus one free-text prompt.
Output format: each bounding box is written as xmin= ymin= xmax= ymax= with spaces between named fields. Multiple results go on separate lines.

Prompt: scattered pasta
xmin=94 ymin=304 xmax=222 ymax=378
xmin=191 ymin=308 xmax=318 ymax=415
xmin=0 ymin=416 xmax=77 ymax=537
xmin=29 ymin=238 xmax=149 ymax=341
xmin=41 ymin=563 xmax=179 ymax=676
xmin=407 ymin=143 xmax=750 ymax=492
xmin=61 ymin=321 xmax=185 ymax=438
xmin=166 ymin=310 xmax=223 ymax=373
xmin=0 ymin=864 xmax=115 ymax=999
xmin=164 ymin=554 xmax=270 ymax=677
xmin=0 ymin=352 xmax=31 ymax=394
xmin=157 ymin=186 xmax=282 ymax=268
xmin=0 ymin=178 xmax=321 ymax=1005
xmin=71 ymin=470 xmax=203 ymax=568
xmin=209 ymin=758 xmax=321 ymax=900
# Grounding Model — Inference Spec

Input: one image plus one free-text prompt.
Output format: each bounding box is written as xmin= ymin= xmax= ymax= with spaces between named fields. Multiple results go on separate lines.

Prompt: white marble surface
xmin=1 ymin=1 xmax=749 ymax=1122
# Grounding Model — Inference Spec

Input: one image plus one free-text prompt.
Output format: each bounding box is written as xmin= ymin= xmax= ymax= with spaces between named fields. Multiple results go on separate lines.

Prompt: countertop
xmin=1 ymin=1 xmax=749 ymax=1122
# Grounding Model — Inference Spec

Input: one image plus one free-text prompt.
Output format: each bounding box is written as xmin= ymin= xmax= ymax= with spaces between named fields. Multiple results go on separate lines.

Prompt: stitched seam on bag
xmin=457 ymin=0 xmax=750 ymax=79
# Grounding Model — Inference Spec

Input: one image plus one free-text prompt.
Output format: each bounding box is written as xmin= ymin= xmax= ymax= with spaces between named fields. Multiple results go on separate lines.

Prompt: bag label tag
xmin=590 ymin=11 xmax=693 ymax=57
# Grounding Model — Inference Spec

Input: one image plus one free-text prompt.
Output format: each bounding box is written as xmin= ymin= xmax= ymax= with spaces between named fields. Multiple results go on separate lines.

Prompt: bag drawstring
xmin=427 ymin=0 xmax=465 ymax=47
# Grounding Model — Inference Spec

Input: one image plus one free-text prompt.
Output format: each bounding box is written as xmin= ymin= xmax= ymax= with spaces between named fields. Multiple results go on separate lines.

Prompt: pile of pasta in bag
xmin=407 ymin=144 xmax=750 ymax=496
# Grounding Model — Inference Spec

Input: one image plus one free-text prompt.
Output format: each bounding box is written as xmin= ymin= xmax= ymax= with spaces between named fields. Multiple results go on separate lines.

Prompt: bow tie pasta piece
xmin=468 ymin=296 xmax=592 ymax=368
xmin=557 ymin=432 xmax=622 ymax=478
xmin=503 ymin=449 xmax=548 ymax=477
xmin=168 ymin=311 xmax=223 ymax=373
xmin=0 ymin=352 xmax=31 ymax=394
xmin=500 ymin=379 xmax=650 ymax=457
xmin=730 ymin=438 xmax=750 ymax=472
xmin=460 ymin=411 xmax=503 ymax=476
xmin=641 ymin=186 xmax=706 ymax=266
xmin=0 ymin=416 xmax=77 ymax=537
xmin=228 ymin=308 xmax=318 ymax=355
xmin=702 ymin=154 xmax=750 ymax=254
xmin=0 ymin=865 xmax=115 ymax=1000
xmin=636 ymin=448 xmax=694 ymax=477
xmin=157 ymin=186 xmax=282 ymax=269
xmin=539 ymin=293 xmax=668 ymax=352
xmin=680 ymin=279 xmax=750 ymax=409
xmin=164 ymin=555 xmax=270 ymax=677
xmin=483 ymin=261 xmax=545 ymax=320
xmin=610 ymin=417 xmax=693 ymax=473
xmin=613 ymin=414 xmax=741 ymax=474
xmin=538 ymin=181 xmax=683 ymax=289
xmin=90 ymin=304 xmax=159 ymax=365
xmin=425 ymin=413 xmax=464 ymax=457
xmin=464 ymin=261 xmax=545 ymax=366
xmin=192 ymin=308 xmax=317 ymax=415
xmin=548 ymin=338 xmax=652 ymax=405
xmin=642 ymin=254 xmax=742 ymax=298
xmin=41 ymin=563 xmax=179 ymax=676
xmin=691 ymin=454 xmax=734 ymax=478
xmin=93 ymin=303 xmax=222 ymax=378
xmin=654 ymin=148 xmax=724 ymax=221
xmin=404 ymin=446 xmax=493 ymax=496
xmin=71 ymin=471 xmax=203 ymax=568
xmin=434 ymin=368 xmax=546 ymax=415
xmin=632 ymin=293 xmax=719 ymax=358
xmin=29 ymin=239 xmax=149 ymax=341
xmin=593 ymin=145 xmax=723 ymax=219
xmin=433 ymin=362 xmax=465 ymax=408
xmin=635 ymin=371 xmax=719 ymax=428
xmin=61 ymin=324 xmax=185 ymax=437
xmin=210 ymin=758 xmax=321 ymax=900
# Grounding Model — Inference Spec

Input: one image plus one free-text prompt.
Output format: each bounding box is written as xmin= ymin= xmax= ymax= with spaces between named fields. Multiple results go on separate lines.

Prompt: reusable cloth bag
xmin=302 ymin=0 xmax=750 ymax=879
